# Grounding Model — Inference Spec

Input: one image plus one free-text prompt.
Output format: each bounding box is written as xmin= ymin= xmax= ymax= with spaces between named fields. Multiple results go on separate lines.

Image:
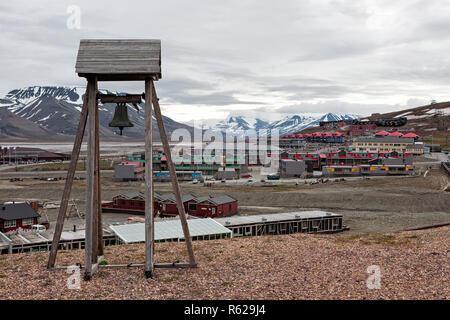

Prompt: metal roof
xmin=193 ymin=195 xmax=237 ymax=205
xmin=161 ymin=193 xmax=196 ymax=203
xmin=114 ymin=191 xmax=145 ymax=200
xmin=214 ymin=211 xmax=341 ymax=227
xmin=0 ymin=203 xmax=40 ymax=221
xmin=109 ymin=218 xmax=231 ymax=243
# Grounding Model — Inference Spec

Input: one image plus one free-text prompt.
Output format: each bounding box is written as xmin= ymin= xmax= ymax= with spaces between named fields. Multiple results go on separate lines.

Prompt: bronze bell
xmin=109 ymin=103 xmax=133 ymax=135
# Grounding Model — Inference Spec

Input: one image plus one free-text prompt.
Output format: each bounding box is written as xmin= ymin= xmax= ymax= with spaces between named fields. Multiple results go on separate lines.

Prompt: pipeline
xmin=395 ymin=221 xmax=450 ymax=233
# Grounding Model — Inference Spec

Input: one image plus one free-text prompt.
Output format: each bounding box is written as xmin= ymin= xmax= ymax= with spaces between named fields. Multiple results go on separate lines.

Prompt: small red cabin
xmin=0 ymin=202 xmax=40 ymax=233
xmin=101 ymin=192 xmax=238 ymax=218
xmin=185 ymin=195 xmax=238 ymax=218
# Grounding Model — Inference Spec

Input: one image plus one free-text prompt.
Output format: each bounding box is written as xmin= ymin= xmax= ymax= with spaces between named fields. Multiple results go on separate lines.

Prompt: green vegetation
xmin=160 ymin=275 xmax=179 ymax=283
xmin=272 ymin=184 xmax=298 ymax=191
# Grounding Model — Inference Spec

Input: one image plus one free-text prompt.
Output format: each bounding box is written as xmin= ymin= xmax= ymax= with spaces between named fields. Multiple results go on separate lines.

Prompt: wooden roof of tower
xmin=75 ymin=39 xmax=161 ymax=81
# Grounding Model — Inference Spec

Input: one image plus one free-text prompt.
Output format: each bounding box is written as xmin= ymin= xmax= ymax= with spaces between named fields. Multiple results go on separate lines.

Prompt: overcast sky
xmin=1 ymin=0 xmax=450 ymax=122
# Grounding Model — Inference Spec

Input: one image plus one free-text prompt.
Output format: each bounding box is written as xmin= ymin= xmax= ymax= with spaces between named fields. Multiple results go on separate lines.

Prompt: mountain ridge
xmin=0 ymin=86 xmax=193 ymax=141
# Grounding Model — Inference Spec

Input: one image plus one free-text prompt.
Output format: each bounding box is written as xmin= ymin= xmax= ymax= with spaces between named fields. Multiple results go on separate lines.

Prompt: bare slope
xmin=0 ymin=227 xmax=448 ymax=299
xmin=0 ymin=107 xmax=55 ymax=140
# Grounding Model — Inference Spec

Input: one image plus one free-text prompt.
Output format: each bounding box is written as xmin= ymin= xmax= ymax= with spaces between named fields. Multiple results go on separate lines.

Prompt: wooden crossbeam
xmin=53 ymin=261 xmax=194 ymax=270
xmin=99 ymin=94 xmax=142 ymax=104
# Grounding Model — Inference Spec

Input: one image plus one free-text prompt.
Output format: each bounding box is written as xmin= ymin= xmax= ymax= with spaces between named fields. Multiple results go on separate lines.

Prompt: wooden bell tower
xmin=47 ymin=39 xmax=196 ymax=280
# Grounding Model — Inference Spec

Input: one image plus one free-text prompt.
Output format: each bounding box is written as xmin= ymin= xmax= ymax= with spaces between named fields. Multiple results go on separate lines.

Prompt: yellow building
xmin=352 ymin=137 xmax=415 ymax=153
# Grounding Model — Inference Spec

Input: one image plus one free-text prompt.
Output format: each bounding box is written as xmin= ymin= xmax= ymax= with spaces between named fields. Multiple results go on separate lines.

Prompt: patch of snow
xmin=406 ymin=114 xmax=430 ymax=120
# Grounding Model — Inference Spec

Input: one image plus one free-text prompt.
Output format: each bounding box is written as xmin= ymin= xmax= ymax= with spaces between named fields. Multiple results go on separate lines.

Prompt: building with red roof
xmin=402 ymin=132 xmax=418 ymax=138
xmin=388 ymin=131 xmax=403 ymax=137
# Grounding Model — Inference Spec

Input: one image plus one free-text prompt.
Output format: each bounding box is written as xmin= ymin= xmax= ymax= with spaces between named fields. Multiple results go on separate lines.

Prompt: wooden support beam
xmin=47 ymin=87 xmax=89 ymax=269
xmin=151 ymin=82 xmax=196 ymax=267
xmin=96 ymin=83 xmax=104 ymax=257
xmin=144 ymin=79 xmax=154 ymax=278
xmin=92 ymin=91 xmax=99 ymax=263
xmin=84 ymin=77 xmax=97 ymax=281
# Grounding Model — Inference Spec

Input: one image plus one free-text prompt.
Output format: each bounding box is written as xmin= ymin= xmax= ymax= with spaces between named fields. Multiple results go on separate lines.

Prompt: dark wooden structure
xmin=47 ymin=39 xmax=196 ymax=280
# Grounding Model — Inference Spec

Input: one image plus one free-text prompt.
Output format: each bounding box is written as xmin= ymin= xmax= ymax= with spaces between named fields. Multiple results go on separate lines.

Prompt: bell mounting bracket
xmin=97 ymin=93 xmax=144 ymax=111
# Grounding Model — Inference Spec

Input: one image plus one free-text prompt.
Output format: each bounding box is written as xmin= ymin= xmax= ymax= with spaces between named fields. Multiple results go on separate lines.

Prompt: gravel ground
xmin=0 ymin=226 xmax=448 ymax=300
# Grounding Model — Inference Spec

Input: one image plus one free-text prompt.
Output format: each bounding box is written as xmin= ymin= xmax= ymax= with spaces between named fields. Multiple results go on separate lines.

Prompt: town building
xmin=289 ymin=150 xmax=413 ymax=170
xmin=322 ymin=164 xmax=415 ymax=177
xmin=406 ymin=143 xmax=424 ymax=155
xmin=186 ymin=195 xmax=238 ymax=218
xmin=0 ymin=146 xmax=70 ymax=164
xmin=215 ymin=167 xmax=238 ymax=180
xmin=280 ymin=159 xmax=308 ymax=178
xmin=214 ymin=211 xmax=345 ymax=237
xmin=114 ymin=162 xmax=144 ymax=182
xmin=0 ymin=202 xmax=40 ymax=232
xmin=352 ymin=137 xmax=415 ymax=153
xmin=102 ymin=192 xmax=238 ymax=218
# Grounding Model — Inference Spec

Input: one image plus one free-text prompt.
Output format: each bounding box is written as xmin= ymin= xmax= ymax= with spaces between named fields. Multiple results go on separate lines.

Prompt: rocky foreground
xmin=0 ymin=227 xmax=448 ymax=300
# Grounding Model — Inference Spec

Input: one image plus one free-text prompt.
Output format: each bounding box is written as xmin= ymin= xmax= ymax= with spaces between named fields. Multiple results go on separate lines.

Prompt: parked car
xmin=267 ymin=174 xmax=280 ymax=180
xmin=192 ymin=179 xmax=199 ymax=184
xmin=31 ymin=224 xmax=46 ymax=233
xmin=241 ymin=174 xmax=252 ymax=178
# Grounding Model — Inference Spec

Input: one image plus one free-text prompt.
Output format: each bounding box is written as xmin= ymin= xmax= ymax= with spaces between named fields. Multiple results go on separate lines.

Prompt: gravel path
xmin=0 ymin=227 xmax=448 ymax=300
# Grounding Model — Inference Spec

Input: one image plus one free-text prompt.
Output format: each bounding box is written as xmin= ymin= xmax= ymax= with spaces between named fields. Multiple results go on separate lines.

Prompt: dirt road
xmin=1 ymin=168 xmax=449 ymax=235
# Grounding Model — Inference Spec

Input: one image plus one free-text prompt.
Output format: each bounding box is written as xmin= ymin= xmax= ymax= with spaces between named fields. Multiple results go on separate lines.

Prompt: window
xmin=188 ymin=203 xmax=197 ymax=211
xmin=4 ymin=220 xmax=16 ymax=228
xmin=22 ymin=218 xmax=34 ymax=226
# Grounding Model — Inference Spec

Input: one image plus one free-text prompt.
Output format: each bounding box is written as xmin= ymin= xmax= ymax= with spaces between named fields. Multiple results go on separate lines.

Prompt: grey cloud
xmin=1 ymin=0 xmax=450 ymax=120
xmin=165 ymin=90 xmax=265 ymax=106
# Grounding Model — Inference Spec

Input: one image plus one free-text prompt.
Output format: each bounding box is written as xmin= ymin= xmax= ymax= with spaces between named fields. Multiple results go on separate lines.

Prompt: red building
xmin=0 ymin=147 xmax=70 ymax=164
xmin=154 ymin=193 xmax=196 ymax=217
xmin=0 ymin=202 xmax=40 ymax=232
xmin=102 ymin=192 xmax=238 ymax=218
xmin=185 ymin=195 xmax=238 ymax=218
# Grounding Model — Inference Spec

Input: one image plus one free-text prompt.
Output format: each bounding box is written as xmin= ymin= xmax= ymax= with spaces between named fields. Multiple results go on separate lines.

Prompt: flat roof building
xmin=352 ymin=137 xmax=414 ymax=153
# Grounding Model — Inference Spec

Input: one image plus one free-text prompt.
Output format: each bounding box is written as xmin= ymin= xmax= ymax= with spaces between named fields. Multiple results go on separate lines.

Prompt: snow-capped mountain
xmin=4 ymin=86 xmax=89 ymax=106
xmin=212 ymin=116 xmax=269 ymax=133
xmin=207 ymin=113 xmax=359 ymax=136
xmin=0 ymin=86 xmax=193 ymax=140
xmin=265 ymin=113 xmax=359 ymax=135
